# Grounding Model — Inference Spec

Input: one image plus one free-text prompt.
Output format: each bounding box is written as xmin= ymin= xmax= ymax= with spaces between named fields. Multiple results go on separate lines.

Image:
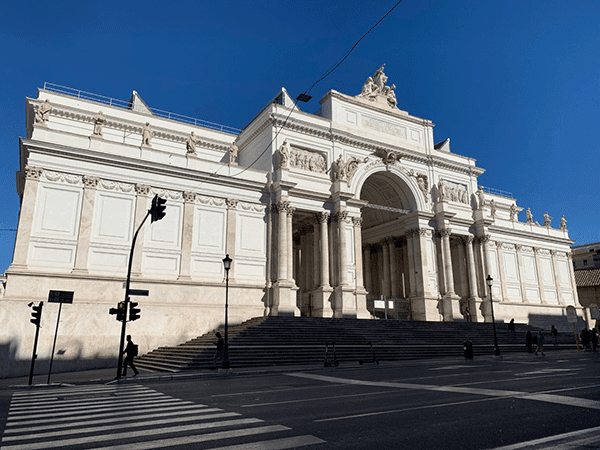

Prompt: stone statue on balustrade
xmin=543 ymin=212 xmax=552 ymax=227
xmin=356 ymin=64 xmax=399 ymax=109
xmin=526 ymin=208 xmax=533 ymax=224
xmin=92 ymin=111 xmax=106 ymax=137
xmin=277 ymin=141 xmax=290 ymax=169
xmin=141 ymin=122 xmax=153 ymax=147
xmin=186 ymin=132 xmax=198 ymax=154
xmin=228 ymin=141 xmax=238 ymax=165
xmin=560 ymin=215 xmax=567 ymax=231
xmin=437 ymin=179 xmax=447 ymax=202
xmin=509 ymin=204 xmax=517 ymax=221
xmin=476 ymin=189 xmax=485 ymax=209
xmin=490 ymin=200 xmax=497 ymax=218
xmin=35 ymin=99 xmax=52 ymax=125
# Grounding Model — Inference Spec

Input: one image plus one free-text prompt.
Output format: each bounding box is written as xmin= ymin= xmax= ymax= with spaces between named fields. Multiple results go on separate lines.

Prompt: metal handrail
xmin=479 ymin=185 xmax=514 ymax=199
xmin=42 ymin=82 xmax=241 ymax=134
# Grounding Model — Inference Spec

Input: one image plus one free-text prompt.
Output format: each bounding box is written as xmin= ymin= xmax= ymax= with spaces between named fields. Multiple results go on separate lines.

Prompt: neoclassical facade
xmin=1 ymin=72 xmax=582 ymax=376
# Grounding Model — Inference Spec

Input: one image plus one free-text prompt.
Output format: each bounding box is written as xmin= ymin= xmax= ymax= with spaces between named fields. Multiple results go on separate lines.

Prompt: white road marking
xmin=485 ymin=425 xmax=600 ymax=450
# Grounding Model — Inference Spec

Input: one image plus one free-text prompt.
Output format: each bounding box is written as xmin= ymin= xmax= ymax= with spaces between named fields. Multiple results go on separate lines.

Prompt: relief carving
xmin=289 ymin=146 xmax=326 ymax=174
xmin=35 ymin=99 xmax=52 ymax=125
xmin=438 ymin=179 xmax=469 ymax=204
xmin=24 ymin=166 xmax=43 ymax=180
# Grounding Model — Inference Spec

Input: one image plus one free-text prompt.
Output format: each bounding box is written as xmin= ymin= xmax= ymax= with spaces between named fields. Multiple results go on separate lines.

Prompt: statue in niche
xmin=141 ymin=122 xmax=153 ymax=146
xmin=526 ymin=208 xmax=533 ymax=224
xmin=490 ymin=200 xmax=497 ymax=218
xmin=333 ymin=154 xmax=348 ymax=181
xmin=476 ymin=189 xmax=485 ymax=209
xmin=509 ymin=203 xmax=517 ymax=221
xmin=228 ymin=141 xmax=238 ymax=165
xmin=35 ymin=99 xmax=52 ymax=124
xmin=560 ymin=215 xmax=567 ymax=231
xmin=543 ymin=211 xmax=552 ymax=227
xmin=277 ymin=141 xmax=290 ymax=169
xmin=186 ymin=131 xmax=198 ymax=154
xmin=92 ymin=111 xmax=106 ymax=137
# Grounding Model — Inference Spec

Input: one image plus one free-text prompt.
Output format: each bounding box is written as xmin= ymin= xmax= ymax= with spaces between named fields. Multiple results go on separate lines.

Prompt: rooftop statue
xmin=228 ymin=141 xmax=238 ymax=165
xmin=186 ymin=131 xmax=198 ymax=154
xmin=357 ymin=64 xmax=398 ymax=109
xmin=35 ymin=99 xmax=52 ymax=125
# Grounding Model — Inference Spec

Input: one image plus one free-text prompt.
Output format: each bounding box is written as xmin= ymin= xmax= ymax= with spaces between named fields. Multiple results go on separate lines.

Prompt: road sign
xmin=128 ymin=289 xmax=149 ymax=296
xmin=48 ymin=290 xmax=74 ymax=304
xmin=566 ymin=305 xmax=578 ymax=323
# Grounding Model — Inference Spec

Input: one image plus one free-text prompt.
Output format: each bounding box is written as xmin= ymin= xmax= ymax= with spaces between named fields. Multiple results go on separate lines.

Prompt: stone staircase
xmin=135 ymin=317 xmax=572 ymax=373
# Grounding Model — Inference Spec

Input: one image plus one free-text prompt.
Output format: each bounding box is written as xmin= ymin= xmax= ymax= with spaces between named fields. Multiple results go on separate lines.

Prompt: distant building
xmin=1 ymin=69 xmax=584 ymax=377
xmin=571 ymin=242 xmax=600 ymax=270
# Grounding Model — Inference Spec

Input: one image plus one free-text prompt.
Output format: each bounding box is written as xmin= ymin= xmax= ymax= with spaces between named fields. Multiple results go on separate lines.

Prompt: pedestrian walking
xmin=590 ymin=329 xmax=598 ymax=352
xmin=122 ymin=335 xmax=139 ymax=377
xmin=213 ymin=332 xmax=224 ymax=365
xmin=580 ymin=329 xmax=590 ymax=351
xmin=508 ymin=319 xmax=516 ymax=339
xmin=551 ymin=325 xmax=558 ymax=346
xmin=526 ymin=329 xmax=533 ymax=353
xmin=534 ymin=331 xmax=545 ymax=356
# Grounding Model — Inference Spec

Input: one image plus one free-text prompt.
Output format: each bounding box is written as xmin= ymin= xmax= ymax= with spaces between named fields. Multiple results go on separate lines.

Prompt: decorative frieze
xmin=100 ymin=179 xmax=134 ymax=193
xmin=150 ymin=188 xmax=182 ymax=200
xmin=42 ymin=170 xmax=83 ymax=186
xmin=238 ymin=202 xmax=267 ymax=213
xmin=197 ymin=195 xmax=225 ymax=207
xmin=437 ymin=179 xmax=468 ymax=204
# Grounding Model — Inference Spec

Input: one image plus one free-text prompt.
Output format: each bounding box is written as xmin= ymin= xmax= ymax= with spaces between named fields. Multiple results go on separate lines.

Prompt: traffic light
xmin=150 ymin=195 xmax=167 ymax=223
xmin=129 ymin=301 xmax=141 ymax=321
xmin=30 ymin=301 xmax=43 ymax=326
xmin=109 ymin=301 xmax=126 ymax=322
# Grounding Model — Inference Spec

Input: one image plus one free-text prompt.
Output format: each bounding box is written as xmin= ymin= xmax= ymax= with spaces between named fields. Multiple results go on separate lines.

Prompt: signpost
xmin=565 ymin=305 xmax=580 ymax=353
xmin=47 ymin=290 xmax=74 ymax=384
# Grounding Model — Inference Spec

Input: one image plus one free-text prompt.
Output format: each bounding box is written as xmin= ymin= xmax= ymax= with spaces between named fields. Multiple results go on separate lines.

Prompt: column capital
xmin=183 ymin=191 xmax=196 ymax=203
xmin=335 ymin=211 xmax=349 ymax=222
xmin=477 ymin=234 xmax=491 ymax=244
xmin=276 ymin=201 xmax=289 ymax=213
xmin=135 ymin=184 xmax=150 ymax=196
xmin=351 ymin=216 xmax=363 ymax=227
xmin=463 ymin=234 xmax=475 ymax=244
xmin=438 ymin=228 xmax=452 ymax=238
xmin=226 ymin=198 xmax=239 ymax=209
xmin=24 ymin=166 xmax=43 ymax=180
xmin=362 ymin=244 xmax=373 ymax=253
xmin=83 ymin=175 xmax=100 ymax=189
xmin=286 ymin=205 xmax=296 ymax=217
xmin=316 ymin=211 xmax=330 ymax=223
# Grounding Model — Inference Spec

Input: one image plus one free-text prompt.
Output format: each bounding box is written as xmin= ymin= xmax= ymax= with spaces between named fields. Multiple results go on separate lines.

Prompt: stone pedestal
xmin=272 ymin=281 xmax=300 ymax=317
xmin=311 ymin=287 xmax=334 ymax=318
xmin=411 ymin=295 xmax=442 ymax=321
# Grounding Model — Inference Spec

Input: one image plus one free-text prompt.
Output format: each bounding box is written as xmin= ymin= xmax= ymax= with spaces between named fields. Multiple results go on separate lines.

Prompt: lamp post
xmin=486 ymin=275 xmax=501 ymax=356
xmin=222 ymin=254 xmax=232 ymax=369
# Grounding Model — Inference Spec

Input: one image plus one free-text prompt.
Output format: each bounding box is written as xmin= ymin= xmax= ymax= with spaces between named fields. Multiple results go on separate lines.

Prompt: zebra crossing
xmin=1 ymin=383 xmax=324 ymax=450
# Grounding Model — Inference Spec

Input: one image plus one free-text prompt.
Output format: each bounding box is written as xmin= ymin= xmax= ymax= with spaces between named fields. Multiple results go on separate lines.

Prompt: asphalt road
xmin=0 ymin=351 xmax=599 ymax=449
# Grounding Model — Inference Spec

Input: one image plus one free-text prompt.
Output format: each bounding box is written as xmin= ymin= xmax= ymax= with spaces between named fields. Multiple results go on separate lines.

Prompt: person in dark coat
xmin=590 ymin=329 xmax=598 ymax=352
xmin=213 ymin=332 xmax=224 ymax=365
xmin=551 ymin=325 xmax=558 ymax=346
xmin=122 ymin=335 xmax=139 ymax=377
xmin=526 ymin=330 xmax=533 ymax=353
xmin=580 ymin=329 xmax=590 ymax=351
xmin=508 ymin=319 xmax=516 ymax=339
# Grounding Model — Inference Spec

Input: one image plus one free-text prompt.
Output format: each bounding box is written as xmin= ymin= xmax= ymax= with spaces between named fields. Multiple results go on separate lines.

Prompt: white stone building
xmin=1 ymin=70 xmax=582 ymax=377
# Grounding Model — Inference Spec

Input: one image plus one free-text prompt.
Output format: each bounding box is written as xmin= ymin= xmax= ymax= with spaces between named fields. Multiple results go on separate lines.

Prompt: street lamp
xmin=486 ymin=275 xmax=501 ymax=356
xmin=222 ymin=254 xmax=232 ymax=369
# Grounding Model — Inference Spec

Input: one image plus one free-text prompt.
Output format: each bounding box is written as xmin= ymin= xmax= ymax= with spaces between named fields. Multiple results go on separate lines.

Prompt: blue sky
xmin=1 ymin=0 xmax=599 ymax=273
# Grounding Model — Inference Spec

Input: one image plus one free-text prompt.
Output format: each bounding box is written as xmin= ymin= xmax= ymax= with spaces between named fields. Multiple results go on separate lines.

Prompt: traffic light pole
xmin=28 ymin=307 xmax=42 ymax=386
xmin=116 ymin=211 xmax=150 ymax=380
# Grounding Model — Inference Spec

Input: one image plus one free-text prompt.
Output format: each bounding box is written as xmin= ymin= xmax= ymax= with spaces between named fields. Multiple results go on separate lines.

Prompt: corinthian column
xmin=317 ymin=212 xmax=330 ymax=287
xmin=363 ymin=245 xmax=372 ymax=294
xmin=287 ymin=205 xmax=295 ymax=285
xmin=479 ymin=234 xmax=493 ymax=321
xmin=464 ymin=235 xmax=481 ymax=321
xmin=387 ymin=237 xmax=399 ymax=297
xmin=72 ymin=176 xmax=100 ymax=274
xmin=439 ymin=228 xmax=455 ymax=296
xmin=276 ymin=201 xmax=289 ymax=282
xmin=337 ymin=211 xmax=349 ymax=286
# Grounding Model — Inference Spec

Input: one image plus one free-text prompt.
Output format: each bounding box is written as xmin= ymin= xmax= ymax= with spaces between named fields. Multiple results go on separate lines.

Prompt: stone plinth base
xmin=311 ymin=286 xmax=333 ymax=318
xmin=271 ymin=280 xmax=300 ymax=316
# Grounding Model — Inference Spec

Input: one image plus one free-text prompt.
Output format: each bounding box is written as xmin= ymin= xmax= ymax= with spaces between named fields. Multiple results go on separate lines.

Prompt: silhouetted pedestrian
xmin=580 ymin=329 xmax=590 ymax=351
xmin=122 ymin=335 xmax=139 ymax=377
xmin=551 ymin=325 xmax=558 ymax=346
xmin=535 ymin=331 xmax=545 ymax=356
xmin=213 ymin=332 xmax=224 ymax=365
xmin=508 ymin=319 xmax=516 ymax=339
xmin=526 ymin=330 xmax=533 ymax=353
xmin=590 ymin=329 xmax=598 ymax=352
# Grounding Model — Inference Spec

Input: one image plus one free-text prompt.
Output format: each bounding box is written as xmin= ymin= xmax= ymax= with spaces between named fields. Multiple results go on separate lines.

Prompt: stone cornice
xmin=21 ymin=138 xmax=269 ymax=194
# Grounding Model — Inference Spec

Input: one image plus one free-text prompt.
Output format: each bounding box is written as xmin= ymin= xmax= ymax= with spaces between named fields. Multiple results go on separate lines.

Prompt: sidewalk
xmin=1 ymin=349 xmax=595 ymax=391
